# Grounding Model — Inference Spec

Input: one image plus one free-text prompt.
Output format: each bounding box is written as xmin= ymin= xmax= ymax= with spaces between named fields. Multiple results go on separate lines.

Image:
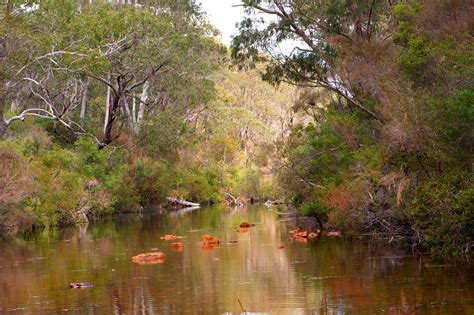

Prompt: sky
xmin=198 ymin=0 xmax=245 ymax=46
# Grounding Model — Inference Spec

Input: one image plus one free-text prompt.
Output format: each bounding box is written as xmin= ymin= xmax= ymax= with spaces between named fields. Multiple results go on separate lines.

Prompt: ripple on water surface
xmin=0 ymin=205 xmax=473 ymax=314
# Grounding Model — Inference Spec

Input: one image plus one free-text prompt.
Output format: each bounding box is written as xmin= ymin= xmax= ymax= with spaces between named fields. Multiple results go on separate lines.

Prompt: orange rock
xmin=200 ymin=235 xmax=220 ymax=251
xmin=200 ymin=236 xmax=219 ymax=251
xmin=308 ymin=231 xmax=321 ymax=239
xmin=294 ymin=231 xmax=308 ymax=238
xmin=236 ymin=227 xmax=250 ymax=233
xmin=289 ymin=230 xmax=309 ymax=243
xmin=289 ymin=227 xmax=300 ymax=234
xmin=292 ymin=236 xmax=308 ymax=243
xmin=160 ymin=233 xmax=182 ymax=241
xmin=131 ymin=252 xmax=166 ymax=265
xmin=239 ymin=222 xmax=256 ymax=228
xmin=200 ymin=234 xmax=220 ymax=246
xmin=171 ymin=242 xmax=185 ymax=251
xmin=201 ymin=244 xmax=217 ymax=251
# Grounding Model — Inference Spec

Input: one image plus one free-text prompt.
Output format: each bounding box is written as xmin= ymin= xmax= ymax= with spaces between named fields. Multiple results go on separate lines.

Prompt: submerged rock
xmin=132 ymin=252 xmax=166 ymax=264
xmin=160 ymin=233 xmax=183 ymax=240
xmin=239 ymin=222 xmax=256 ymax=228
xmin=171 ymin=242 xmax=185 ymax=251
xmin=200 ymin=234 xmax=220 ymax=250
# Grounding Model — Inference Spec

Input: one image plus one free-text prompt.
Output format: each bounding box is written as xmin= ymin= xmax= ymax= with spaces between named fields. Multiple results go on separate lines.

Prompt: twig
xmin=238 ymin=298 xmax=246 ymax=313
xmin=324 ymin=293 xmax=328 ymax=312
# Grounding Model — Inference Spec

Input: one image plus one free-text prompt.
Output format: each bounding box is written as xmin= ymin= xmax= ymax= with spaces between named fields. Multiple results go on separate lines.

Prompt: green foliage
xmin=1 ymin=0 xmax=471 ymax=259
xmin=138 ymin=111 xmax=195 ymax=160
xmin=237 ymin=0 xmax=472 ymax=255
xmin=351 ymin=146 xmax=383 ymax=177
xmin=410 ymin=172 xmax=473 ymax=255
xmin=25 ymin=167 xmax=84 ymax=226
xmin=236 ymin=167 xmax=276 ymax=200
xmin=0 ymin=0 xmax=282 ymax=236
xmin=392 ymin=1 xmax=422 ymax=20
xmin=399 ymin=35 xmax=432 ymax=78
xmin=1 ymin=130 xmax=133 ymax=227
xmin=130 ymin=158 xmax=170 ymax=205
xmin=433 ymin=89 xmax=474 ymax=149
xmin=208 ymin=135 xmax=239 ymax=164
xmin=181 ymin=169 xmax=220 ymax=202
xmin=299 ymin=201 xmax=328 ymax=218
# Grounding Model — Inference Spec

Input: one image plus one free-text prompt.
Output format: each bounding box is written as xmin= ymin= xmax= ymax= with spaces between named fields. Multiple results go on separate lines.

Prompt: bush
xmin=130 ymin=157 xmax=169 ymax=205
xmin=299 ymin=201 xmax=328 ymax=218
xmin=173 ymin=164 xmax=223 ymax=203
xmin=410 ymin=171 xmax=473 ymax=255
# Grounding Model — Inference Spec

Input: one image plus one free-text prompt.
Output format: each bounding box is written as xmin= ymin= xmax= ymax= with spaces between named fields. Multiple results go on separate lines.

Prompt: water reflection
xmin=0 ymin=205 xmax=472 ymax=314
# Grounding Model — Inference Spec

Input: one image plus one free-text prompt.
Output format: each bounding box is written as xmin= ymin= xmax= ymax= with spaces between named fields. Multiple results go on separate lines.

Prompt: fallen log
xmin=166 ymin=197 xmax=200 ymax=209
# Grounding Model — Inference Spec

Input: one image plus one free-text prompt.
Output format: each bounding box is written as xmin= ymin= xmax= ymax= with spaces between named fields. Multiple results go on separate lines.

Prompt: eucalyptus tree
xmin=59 ymin=0 xmax=223 ymax=148
xmin=0 ymin=0 xmax=91 ymax=138
xmin=0 ymin=0 xmax=223 ymax=148
xmin=231 ymin=0 xmax=397 ymax=121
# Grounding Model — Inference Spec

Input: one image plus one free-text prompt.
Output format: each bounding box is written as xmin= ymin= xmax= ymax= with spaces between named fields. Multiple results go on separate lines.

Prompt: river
xmin=0 ymin=205 xmax=472 ymax=314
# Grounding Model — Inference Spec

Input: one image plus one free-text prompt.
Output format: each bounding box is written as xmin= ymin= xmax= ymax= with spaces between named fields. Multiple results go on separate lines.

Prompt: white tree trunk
xmin=131 ymin=91 xmax=136 ymax=124
xmin=80 ymin=77 xmax=89 ymax=125
xmin=103 ymin=73 xmax=112 ymax=134
xmin=123 ymin=96 xmax=132 ymax=124
xmin=135 ymin=80 xmax=149 ymax=134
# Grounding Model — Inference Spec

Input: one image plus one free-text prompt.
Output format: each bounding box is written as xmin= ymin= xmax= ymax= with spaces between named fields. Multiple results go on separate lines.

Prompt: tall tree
xmin=231 ymin=0 xmax=396 ymax=120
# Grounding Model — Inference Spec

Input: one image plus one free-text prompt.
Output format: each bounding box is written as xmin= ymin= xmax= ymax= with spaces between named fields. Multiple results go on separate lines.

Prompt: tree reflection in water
xmin=0 ymin=205 xmax=472 ymax=314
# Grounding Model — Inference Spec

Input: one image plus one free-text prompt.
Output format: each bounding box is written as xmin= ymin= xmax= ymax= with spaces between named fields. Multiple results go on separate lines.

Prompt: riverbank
xmin=0 ymin=126 xmax=276 ymax=237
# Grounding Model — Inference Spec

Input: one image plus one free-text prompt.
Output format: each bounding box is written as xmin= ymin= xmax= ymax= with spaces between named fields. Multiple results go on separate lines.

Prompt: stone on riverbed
xmin=132 ymin=252 xmax=166 ymax=264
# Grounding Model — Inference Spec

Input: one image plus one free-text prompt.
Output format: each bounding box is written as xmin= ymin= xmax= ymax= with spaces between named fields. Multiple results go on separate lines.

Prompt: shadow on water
xmin=0 ymin=205 xmax=473 ymax=314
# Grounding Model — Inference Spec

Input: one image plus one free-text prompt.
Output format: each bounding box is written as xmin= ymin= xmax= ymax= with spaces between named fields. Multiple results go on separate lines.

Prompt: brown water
xmin=0 ymin=205 xmax=473 ymax=314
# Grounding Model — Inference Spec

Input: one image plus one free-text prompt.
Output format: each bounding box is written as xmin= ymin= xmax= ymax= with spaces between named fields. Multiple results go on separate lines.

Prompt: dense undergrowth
xmin=0 ymin=118 xmax=278 ymax=234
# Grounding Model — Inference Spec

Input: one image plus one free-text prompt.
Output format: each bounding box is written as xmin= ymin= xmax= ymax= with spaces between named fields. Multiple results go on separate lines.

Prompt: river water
xmin=0 ymin=205 xmax=472 ymax=314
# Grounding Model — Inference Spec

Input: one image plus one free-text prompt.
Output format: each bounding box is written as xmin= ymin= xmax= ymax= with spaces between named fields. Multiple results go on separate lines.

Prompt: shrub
xmin=130 ymin=157 xmax=169 ymax=205
xmin=322 ymin=180 xmax=372 ymax=234
xmin=299 ymin=201 xmax=328 ymax=218
xmin=410 ymin=171 xmax=473 ymax=255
